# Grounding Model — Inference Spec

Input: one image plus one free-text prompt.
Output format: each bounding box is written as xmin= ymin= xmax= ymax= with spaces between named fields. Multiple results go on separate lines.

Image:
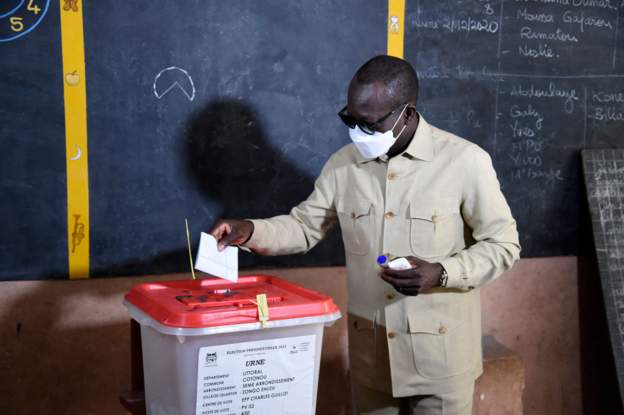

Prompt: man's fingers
xmin=379 ymin=271 xmax=419 ymax=288
xmin=379 ymin=272 xmax=400 ymax=286
xmin=211 ymin=222 xmax=234 ymax=251
xmin=405 ymin=256 xmax=426 ymax=268
xmin=218 ymin=227 xmax=240 ymax=251
xmin=210 ymin=222 xmax=228 ymax=240
xmin=382 ymin=268 xmax=418 ymax=279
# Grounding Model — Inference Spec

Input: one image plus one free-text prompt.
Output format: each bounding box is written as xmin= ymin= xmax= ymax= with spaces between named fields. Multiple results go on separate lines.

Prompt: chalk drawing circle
xmin=153 ymin=66 xmax=196 ymax=101
xmin=0 ymin=0 xmax=50 ymax=42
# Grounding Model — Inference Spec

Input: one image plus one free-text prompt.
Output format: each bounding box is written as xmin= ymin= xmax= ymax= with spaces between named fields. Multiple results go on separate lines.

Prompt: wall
xmin=0 ymin=258 xmax=620 ymax=414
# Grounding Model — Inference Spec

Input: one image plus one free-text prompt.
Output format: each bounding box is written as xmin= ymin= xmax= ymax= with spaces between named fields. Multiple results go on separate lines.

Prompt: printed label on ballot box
xmin=196 ymin=335 xmax=317 ymax=415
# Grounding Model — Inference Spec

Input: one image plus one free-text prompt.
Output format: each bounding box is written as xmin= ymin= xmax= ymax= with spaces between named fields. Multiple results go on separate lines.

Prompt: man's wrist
xmin=240 ymin=220 xmax=255 ymax=245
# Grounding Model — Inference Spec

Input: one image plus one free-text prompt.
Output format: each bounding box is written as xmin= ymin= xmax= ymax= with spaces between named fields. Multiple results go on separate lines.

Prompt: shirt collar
xmin=355 ymin=112 xmax=434 ymax=164
xmin=403 ymin=113 xmax=434 ymax=161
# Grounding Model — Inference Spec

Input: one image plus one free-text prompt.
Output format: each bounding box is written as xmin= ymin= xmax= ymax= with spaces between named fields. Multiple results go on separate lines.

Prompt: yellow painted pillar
xmin=59 ymin=0 xmax=90 ymax=279
xmin=387 ymin=0 xmax=405 ymax=58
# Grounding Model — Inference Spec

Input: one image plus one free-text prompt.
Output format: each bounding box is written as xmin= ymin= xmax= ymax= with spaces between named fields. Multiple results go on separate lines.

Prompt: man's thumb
xmin=218 ymin=230 xmax=239 ymax=251
xmin=406 ymin=256 xmax=425 ymax=268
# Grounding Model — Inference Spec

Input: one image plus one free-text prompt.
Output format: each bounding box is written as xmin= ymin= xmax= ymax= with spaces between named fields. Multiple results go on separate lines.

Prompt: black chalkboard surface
xmin=406 ymin=1 xmax=624 ymax=257
xmin=583 ymin=149 xmax=624 ymax=407
xmin=82 ymin=1 xmax=388 ymax=278
xmin=2 ymin=1 xmax=624 ymax=280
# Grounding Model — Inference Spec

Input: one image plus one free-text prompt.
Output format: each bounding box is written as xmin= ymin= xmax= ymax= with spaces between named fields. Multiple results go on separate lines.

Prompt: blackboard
xmin=1 ymin=0 xmax=67 ymax=280
xmin=582 ymin=149 xmax=624 ymax=406
xmin=405 ymin=1 xmax=624 ymax=257
xmin=1 ymin=1 xmax=624 ymax=280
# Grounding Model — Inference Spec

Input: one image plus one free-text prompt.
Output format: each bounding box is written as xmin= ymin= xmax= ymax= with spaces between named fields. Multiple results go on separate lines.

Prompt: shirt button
xmin=438 ymin=325 xmax=448 ymax=335
xmin=388 ymin=172 xmax=397 ymax=180
xmin=387 ymin=331 xmax=396 ymax=339
xmin=384 ymin=212 xmax=395 ymax=219
xmin=385 ymin=292 xmax=396 ymax=300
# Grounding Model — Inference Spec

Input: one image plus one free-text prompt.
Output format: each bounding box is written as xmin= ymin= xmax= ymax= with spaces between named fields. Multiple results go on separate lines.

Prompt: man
xmin=210 ymin=55 xmax=520 ymax=415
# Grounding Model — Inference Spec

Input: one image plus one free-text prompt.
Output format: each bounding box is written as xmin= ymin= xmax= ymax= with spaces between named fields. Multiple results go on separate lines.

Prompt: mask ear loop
xmin=394 ymin=124 xmax=407 ymax=140
xmin=390 ymin=104 xmax=409 ymax=139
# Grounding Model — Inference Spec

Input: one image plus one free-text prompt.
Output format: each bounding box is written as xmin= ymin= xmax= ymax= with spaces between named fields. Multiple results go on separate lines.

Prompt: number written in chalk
xmin=27 ymin=1 xmax=41 ymax=15
xmin=10 ymin=17 xmax=24 ymax=32
xmin=0 ymin=0 xmax=50 ymax=42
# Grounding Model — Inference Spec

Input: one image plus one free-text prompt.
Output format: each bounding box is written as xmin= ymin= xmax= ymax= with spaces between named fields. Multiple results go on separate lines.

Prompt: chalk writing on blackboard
xmin=0 ymin=0 xmax=50 ymax=43
xmin=583 ymin=149 xmax=624 ymax=404
xmin=152 ymin=66 xmax=196 ymax=102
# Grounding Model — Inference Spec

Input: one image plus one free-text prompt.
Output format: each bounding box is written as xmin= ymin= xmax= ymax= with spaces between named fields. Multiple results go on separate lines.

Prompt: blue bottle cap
xmin=377 ymin=255 xmax=388 ymax=265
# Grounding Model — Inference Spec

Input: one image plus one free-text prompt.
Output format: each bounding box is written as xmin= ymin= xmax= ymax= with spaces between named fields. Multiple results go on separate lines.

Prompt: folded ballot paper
xmin=194 ymin=232 xmax=238 ymax=282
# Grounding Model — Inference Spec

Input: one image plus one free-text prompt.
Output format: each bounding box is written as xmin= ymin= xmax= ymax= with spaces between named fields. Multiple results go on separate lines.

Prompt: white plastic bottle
xmin=377 ymin=254 xmax=412 ymax=270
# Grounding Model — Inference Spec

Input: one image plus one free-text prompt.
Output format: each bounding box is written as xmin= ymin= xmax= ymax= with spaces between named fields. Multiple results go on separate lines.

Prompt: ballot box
xmin=124 ymin=275 xmax=341 ymax=415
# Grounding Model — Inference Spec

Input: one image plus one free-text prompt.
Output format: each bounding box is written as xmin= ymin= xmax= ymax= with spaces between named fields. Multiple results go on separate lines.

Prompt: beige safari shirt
xmin=244 ymin=114 xmax=520 ymax=397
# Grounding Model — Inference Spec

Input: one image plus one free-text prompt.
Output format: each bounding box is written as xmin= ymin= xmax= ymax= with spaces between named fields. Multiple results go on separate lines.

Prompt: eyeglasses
xmin=338 ymin=104 xmax=405 ymax=135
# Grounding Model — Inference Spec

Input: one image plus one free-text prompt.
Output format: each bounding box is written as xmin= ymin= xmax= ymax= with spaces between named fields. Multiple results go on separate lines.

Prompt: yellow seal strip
xmin=60 ymin=0 xmax=89 ymax=279
xmin=387 ymin=0 xmax=405 ymax=58
xmin=256 ymin=294 xmax=270 ymax=326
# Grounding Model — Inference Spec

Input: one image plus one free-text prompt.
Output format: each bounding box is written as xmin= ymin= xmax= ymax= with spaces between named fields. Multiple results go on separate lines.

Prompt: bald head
xmin=350 ymin=55 xmax=419 ymax=110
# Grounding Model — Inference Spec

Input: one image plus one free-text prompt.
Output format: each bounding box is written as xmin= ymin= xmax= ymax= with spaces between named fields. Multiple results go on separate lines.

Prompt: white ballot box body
xmin=124 ymin=276 xmax=341 ymax=415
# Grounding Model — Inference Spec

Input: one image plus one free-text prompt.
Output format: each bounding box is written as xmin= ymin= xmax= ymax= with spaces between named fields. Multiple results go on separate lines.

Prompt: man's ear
xmin=405 ymin=105 xmax=418 ymax=123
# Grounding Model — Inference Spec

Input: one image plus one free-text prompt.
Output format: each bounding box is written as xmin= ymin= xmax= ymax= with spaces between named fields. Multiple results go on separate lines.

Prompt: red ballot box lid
xmin=125 ymin=275 xmax=340 ymax=328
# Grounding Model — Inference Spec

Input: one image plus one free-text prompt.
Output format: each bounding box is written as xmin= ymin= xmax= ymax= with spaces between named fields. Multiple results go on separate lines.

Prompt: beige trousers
xmin=353 ymin=383 xmax=474 ymax=415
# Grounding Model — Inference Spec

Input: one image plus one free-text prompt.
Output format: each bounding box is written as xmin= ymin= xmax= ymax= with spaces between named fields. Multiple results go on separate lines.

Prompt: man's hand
xmin=379 ymin=256 xmax=444 ymax=296
xmin=210 ymin=219 xmax=254 ymax=251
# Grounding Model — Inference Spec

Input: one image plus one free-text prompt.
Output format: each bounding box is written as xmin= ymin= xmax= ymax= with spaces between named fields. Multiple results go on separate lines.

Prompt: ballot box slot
xmin=176 ymin=290 xmax=285 ymax=308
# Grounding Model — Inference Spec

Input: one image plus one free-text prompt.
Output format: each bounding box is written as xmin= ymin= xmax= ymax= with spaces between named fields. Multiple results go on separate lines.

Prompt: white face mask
xmin=348 ymin=105 xmax=408 ymax=159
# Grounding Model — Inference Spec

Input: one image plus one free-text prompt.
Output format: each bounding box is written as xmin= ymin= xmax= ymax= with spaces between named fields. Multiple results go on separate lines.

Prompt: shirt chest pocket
xmin=337 ymin=198 xmax=374 ymax=256
xmin=409 ymin=199 xmax=461 ymax=259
